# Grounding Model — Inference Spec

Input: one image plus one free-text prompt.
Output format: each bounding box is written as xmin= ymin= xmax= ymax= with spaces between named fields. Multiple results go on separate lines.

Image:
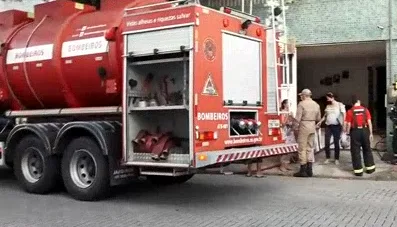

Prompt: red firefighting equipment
xmin=133 ymin=130 xmax=178 ymax=160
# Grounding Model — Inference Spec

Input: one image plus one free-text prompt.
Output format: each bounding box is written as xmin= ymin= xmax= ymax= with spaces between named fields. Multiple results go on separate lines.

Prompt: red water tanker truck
xmin=0 ymin=0 xmax=297 ymax=201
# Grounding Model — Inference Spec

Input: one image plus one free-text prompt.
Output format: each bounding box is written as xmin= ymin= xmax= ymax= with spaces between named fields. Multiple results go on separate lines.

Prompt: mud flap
xmin=106 ymin=124 xmax=138 ymax=186
xmin=0 ymin=142 xmax=5 ymax=167
xmin=108 ymin=155 xmax=138 ymax=186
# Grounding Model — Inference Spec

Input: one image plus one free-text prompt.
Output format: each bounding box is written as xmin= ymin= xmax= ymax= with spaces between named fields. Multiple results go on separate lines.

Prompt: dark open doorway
xmin=376 ymin=66 xmax=386 ymax=130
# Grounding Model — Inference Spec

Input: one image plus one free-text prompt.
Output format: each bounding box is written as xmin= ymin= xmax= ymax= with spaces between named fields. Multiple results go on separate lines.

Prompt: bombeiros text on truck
xmin=0 ymin=0 xmax=297 ymax=201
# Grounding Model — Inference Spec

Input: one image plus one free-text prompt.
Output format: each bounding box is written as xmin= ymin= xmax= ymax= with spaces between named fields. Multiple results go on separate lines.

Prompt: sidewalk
xmin=201 ymin=133 xmax=394 ymax=180
xmin=202 ymin=150 xmax=393 ymax=180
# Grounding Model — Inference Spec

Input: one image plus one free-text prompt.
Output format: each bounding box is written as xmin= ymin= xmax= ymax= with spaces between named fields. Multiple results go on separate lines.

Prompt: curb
xmin=200 ymin=149 xmax=325 ymax=175
xmin=199 ymin=163 xmax=281 ymax=175
xmin=200 ymin=168 xmax=395 ymax=181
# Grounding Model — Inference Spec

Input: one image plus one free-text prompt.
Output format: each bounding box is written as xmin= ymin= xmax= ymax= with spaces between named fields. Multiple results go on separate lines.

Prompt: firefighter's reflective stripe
xmin=365 ymin=165 xmax=375 ymax=170
xmin=353 ymin=108 xmax=366 ymax=112
xmin=353 ymin=108 xmax=365 ymax=112
xmin=354 ymin=168 xmax=363 ymax=174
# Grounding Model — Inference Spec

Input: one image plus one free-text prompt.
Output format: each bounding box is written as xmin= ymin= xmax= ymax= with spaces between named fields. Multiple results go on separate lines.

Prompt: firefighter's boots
xmin=306 ymin=162 xmax=313 ymax=177
xmin=293 ymin=164 xmax=309 ymax=177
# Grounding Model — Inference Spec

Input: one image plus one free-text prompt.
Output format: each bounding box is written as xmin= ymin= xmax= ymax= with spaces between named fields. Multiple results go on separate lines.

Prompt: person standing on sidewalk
xmin=279 ymin=99 xmax=295 ymax=172
xmin=294 ymin=89 xmax=321 ymax=177
xmin=316 ymin=92 xmax=346 ymax=165
xmin=344 ymin=95 xmax=375 ymax=176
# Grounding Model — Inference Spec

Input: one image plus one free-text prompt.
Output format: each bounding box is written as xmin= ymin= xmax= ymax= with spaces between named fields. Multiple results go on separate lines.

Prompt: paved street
xmin=0 ymin=169 xmax=396 ymax=227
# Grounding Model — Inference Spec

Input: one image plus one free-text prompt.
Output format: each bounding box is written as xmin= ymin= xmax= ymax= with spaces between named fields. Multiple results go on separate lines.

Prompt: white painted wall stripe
xmin=6 ymin=44 xmax=54 ymax=65
xmin=61 ymin=36 xmax=109 ymax=58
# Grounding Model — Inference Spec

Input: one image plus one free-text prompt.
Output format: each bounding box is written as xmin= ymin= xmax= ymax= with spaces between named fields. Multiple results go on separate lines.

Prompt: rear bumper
xmin=195 ymin=143 xmax=298 ymax=168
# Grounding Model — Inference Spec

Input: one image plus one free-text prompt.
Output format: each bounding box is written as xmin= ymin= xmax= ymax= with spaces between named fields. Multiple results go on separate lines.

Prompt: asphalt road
xmin=0 ymin=169 xmax=396 ymax=227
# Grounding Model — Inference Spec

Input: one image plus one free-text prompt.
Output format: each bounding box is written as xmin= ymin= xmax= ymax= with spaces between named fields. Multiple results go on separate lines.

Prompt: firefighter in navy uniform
xmin=344 ymin=95 xmax=375 ymax=176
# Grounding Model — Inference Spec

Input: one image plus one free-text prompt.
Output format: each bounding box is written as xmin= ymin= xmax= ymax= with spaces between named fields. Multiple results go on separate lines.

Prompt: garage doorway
xmin=296 ymin=41 xmax=386 ymax=130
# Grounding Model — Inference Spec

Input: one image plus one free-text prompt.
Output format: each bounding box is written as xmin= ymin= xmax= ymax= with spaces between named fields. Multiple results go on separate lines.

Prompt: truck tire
xmin=147 ymin=174 xmax=194 ymax=185
xmin=14 ymin=135 xmax=60 ymax=194
xmin=61 ymin=137 xmax=109 ymax=201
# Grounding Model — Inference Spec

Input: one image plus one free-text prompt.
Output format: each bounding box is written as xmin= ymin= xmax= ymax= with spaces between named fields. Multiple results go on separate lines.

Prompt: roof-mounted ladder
xmin=268 ymin=0 xmax=291 ymax=115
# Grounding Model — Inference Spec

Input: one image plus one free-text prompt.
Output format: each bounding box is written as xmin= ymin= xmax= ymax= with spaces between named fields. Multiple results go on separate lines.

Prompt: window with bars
xmin=280 ymin=54 xmax=293 ymax=85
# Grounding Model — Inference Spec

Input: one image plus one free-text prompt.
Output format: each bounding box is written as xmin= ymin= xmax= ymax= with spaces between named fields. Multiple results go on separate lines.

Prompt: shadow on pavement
xmin=0 ymin=167 xmax=14 ymax=180
xmin=108 ymin=175 xmax=278 ymax=206
xmin=0 ymin=167 xmax=281 ymax=204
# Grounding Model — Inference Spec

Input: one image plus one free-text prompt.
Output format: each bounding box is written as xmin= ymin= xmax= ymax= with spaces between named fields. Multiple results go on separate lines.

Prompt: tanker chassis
xmin=0 ymin=0 xmax=298 ymax=201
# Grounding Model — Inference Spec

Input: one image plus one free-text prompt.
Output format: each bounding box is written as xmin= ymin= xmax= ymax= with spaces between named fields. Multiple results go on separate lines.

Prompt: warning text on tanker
xmin=126 ymin=13 xmax=191 ymax=27
xmin=15 ymin=50 xmax=43 ymax=59
xmin=6 ymin=44 xmax=54 ymax=65
xmin=62 ymin=37 xmax=109 ymax=58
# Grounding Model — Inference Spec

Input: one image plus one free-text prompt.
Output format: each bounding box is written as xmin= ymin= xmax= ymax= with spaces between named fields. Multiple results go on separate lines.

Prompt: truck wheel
xmin=14 ymin=135 xmax=60 ymax=194
xmin=61 ymin=137 xmax=109 ymax=201
xmin=147 ymin=174 xmax=194 ymax=185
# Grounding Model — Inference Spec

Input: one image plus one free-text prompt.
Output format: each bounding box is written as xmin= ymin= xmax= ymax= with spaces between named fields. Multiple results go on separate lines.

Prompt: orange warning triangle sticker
xmin=202 ymin=73 xmax=218 ymax=96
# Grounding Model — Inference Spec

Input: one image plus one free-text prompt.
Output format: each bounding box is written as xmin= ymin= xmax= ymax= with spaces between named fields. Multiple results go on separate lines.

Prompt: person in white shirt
xmin=316 ymin=92 xmax=346 ymax=165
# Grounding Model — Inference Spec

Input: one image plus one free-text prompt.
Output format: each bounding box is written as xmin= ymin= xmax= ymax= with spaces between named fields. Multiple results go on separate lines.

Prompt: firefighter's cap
xmin=298 ymin=88 xmax=312 ymax=96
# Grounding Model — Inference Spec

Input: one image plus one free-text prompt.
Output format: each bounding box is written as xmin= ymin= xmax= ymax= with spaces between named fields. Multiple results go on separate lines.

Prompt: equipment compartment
xmin=126 ymin=52 xmax=189 ymax=111
xmin=127 ymin=110 xmax=190 ymax=165
xmin=229 ymin=110 xmax=261 ymax=137
xmin=125 ymin=52 xmax=191 ymax=166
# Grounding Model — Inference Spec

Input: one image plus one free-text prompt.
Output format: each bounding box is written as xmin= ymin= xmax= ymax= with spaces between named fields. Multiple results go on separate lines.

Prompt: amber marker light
xmin=198 ymin=154 xmax=208 ymax=161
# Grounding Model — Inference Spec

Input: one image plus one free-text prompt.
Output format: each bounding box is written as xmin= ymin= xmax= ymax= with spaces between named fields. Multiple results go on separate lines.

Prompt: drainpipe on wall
xmin=387 ymin=0 xmax=394 ymax=156
xmin=389 ymin=0 xmax=393 ymax=85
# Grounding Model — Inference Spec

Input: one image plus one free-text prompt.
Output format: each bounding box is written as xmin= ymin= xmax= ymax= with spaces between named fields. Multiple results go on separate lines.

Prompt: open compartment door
xmin=122 ymin=26 xmax=194 ymax=169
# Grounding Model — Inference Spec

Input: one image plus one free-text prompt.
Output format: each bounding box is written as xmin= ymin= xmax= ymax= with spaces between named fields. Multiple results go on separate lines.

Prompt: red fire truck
xmin=0 ymin=0 xmax=297 ymax=201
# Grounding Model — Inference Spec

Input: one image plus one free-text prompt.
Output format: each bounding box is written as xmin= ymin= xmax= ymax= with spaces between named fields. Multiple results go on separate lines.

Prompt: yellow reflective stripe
xmin=354 ymin=168 xmax=363 ymax=173
xmin=365 ymin=165 xmax=375 ymax=170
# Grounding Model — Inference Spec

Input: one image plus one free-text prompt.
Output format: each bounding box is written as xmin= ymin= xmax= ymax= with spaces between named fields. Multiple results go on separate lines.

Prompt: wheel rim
xmin=21 ymin=147 xmax=44 ymax=183
xmin=69 ymin=149 xmax=97 ymax=189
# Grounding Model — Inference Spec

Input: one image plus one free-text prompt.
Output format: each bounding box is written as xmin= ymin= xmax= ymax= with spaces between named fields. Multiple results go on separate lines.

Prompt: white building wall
xmin=0 ymin=0 xmax=49 ymax=12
